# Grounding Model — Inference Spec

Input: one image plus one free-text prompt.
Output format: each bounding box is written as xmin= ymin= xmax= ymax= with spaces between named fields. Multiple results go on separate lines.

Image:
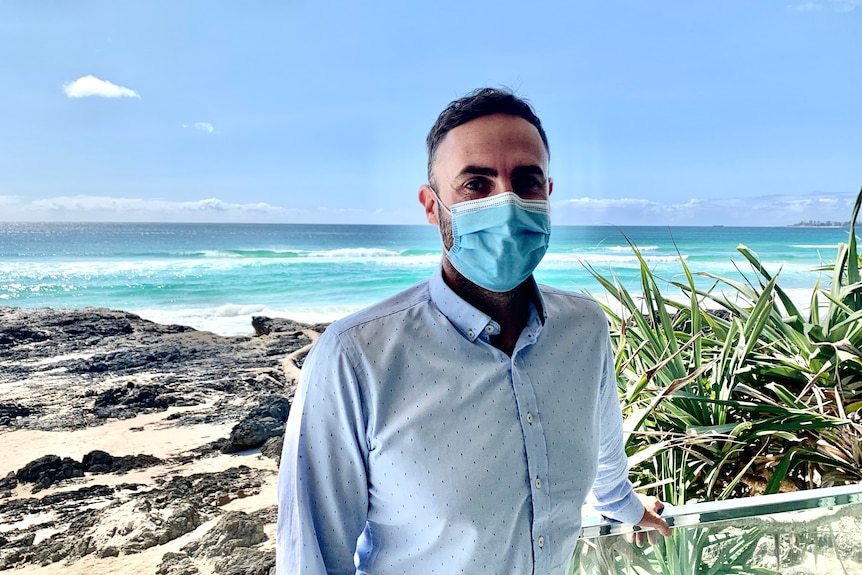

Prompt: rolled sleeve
xmin=587 ymin=336 xmax=645 ymax=526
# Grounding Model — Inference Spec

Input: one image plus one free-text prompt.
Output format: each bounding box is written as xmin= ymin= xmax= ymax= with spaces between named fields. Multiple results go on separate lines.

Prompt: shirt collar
xmin=428 ymin=265 xmax=547 ymax=343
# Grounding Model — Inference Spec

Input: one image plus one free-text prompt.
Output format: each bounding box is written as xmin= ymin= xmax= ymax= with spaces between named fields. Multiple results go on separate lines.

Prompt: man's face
xmin=419 ymin=113 xmax=552 ymax=248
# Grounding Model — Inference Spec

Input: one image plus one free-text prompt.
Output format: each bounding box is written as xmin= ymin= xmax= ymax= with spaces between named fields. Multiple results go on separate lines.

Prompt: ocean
xmin=0 ymin=222 xmax=853 ymax=336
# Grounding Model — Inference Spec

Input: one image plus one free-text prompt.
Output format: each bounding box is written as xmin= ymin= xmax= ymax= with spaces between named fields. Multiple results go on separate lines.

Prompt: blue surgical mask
xmin=434 ymin=190 xmax=551 ymax=292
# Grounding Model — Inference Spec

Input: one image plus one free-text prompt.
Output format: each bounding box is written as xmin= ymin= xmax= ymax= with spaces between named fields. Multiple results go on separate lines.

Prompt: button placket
xmin=508 ymin=355 xmax=551 ymax=570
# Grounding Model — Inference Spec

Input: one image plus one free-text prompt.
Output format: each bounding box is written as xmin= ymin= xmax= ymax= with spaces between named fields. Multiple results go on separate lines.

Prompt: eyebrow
xmin=512 ymin=165 xmax=547 ymax=178
xmin=457 ymin=166 xmax=498 ymax=178
xmin=456 ymin=165 xmax=547 ymax=179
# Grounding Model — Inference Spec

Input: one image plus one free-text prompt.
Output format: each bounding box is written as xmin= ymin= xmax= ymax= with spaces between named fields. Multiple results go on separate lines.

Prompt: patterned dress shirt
xmin=277 ymin=266 xmax=644 ymax=574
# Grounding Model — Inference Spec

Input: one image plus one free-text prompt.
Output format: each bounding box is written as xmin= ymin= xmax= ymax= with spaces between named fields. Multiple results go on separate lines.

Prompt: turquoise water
xmin=0 ymin=222 xmax=853 ymax=335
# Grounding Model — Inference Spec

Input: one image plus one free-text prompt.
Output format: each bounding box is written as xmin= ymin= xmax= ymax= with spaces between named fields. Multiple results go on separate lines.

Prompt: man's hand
xmin=627 ymin=494 xmax=671 ymax=547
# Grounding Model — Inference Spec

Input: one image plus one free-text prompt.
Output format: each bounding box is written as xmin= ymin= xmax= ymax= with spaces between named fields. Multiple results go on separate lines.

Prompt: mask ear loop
xmin=429 ymin=186 xmax=460 ymax=260
xmin=429 ymin=186 xmax=452 ymax=216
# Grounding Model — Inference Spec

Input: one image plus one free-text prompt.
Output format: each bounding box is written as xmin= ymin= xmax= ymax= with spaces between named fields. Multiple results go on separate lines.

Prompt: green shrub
xmin=588 ymin=186 xmax=862 ymax=505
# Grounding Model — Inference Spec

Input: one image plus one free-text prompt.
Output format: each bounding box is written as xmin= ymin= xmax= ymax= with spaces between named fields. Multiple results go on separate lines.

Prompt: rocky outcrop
xmin=10 ymin=450 xmax=164 ymax=493
xmin=156 ymin=509 xmax=277 ymax=575
xmin=0 ymin=307 xmax=328 ymax=573
xmin=156 ymin=552 xmax=200 ymax=575
xmin=0 ymin=306 xmax=324 ymax=432
xmin=221 ymin=396 xmax=291 ymax=454
xmin=260 ymin=436 xmax=284 ymax=464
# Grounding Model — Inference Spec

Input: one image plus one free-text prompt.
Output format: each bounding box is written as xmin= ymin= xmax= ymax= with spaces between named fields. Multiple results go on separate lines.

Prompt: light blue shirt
xmin=277 ymin=267 xmax=644 ymax=575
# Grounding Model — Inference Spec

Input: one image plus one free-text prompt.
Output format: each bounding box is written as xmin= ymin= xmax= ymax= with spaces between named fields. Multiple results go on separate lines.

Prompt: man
xmin=277 ymin=88 xmax=670 ymax=574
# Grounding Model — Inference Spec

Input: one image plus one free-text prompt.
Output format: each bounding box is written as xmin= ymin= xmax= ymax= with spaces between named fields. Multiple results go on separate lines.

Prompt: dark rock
xmin=157 ymin=552 xmax=200 ymax=575
xmin=80 ymin=450 xmax=162 ymax=475
xmin=96 ymin=546 xmax=119 ymax=558
xmin=69 ymin=348 xmax=186 ymax=374
xmin=13 ymin=451 xmax=162 ymax=493
xmin=16 ymin=455 xmax=84 ymax=492
xmin=181 ymin=511 xmax=266 ymax=558
xmin=55 ymin=312 xmax=135 ymax=337
xmin=220 ymin=395 xmax=290 ymax=453
xmin=221 ymin=417 xmax=284 ymax=453
xmin=251 ymin=505 xmax=278 ymax=525
xmin=81 ymin=450 xmax=113 ymax=472
xmin=249 ymin=396 xmax=290 ymax=422
xmin=0 ymin=471 xmax=18 ymax=492
xmin=260 ymin=436 xmax=284 ymax=463
xmin=6 ymin=532 xmax=36 ymax=548
xmin=708 ymin=309 xmax=733 ymax=322
xmin=108 ymin=453 xmax=162 ymax=474
xmin=213 ymin=547 xmax=275 ymax=575
xmin=293 ymin=348 xmax=311 ymax=369
xmin=0 ymin=326 xmax=49 ymax=346
xmin=0 ymin=402 xmax=32 ymax=426
xmin=252 ymin=316 xmax=310 ymax=336
xmin=162 ymin=503 xmax=202 ymax=544
xmin=93 ymin=383 xmax=171 ymax=409
xmin=156 ymin=465 xmax=262 ymax=507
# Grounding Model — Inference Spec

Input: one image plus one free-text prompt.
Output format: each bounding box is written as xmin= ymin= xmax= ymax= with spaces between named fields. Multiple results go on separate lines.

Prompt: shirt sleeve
xmin=277 ymin=328 xmax=369 ymax=575
xmin=586 ymin=334 xmax=645 ymax=526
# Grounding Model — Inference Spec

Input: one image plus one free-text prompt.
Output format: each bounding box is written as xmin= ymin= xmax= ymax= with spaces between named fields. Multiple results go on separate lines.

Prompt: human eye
xmin=463 ymin=178 xmax=492 ymax=196
xmin=513 ymin=174 xmax=546 ymax=197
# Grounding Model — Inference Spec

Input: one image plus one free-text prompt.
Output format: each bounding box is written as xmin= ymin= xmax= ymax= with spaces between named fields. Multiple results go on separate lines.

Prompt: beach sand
xmin=3 ymin=408 xmax=278 ymax=575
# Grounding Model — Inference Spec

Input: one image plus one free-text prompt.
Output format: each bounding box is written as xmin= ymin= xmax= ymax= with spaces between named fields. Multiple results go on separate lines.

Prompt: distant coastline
xmin=788 ymin=220 xmax=859 ymax=228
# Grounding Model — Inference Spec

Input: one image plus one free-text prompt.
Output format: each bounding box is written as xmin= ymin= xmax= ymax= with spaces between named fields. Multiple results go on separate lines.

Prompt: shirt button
xmin=485 ymin=325 xmax=494 ymax=333
xmin=537 ymin=535 xmax=545 ymax=548
xmin=467 ymin=330 xmax=474 ymax=338
xmin=535 ymin=477 xmax=542 ymax=489
xmin=526 ymin=412 xmax=534 ymax=424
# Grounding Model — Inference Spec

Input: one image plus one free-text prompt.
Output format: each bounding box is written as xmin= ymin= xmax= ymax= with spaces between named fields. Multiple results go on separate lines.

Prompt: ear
xmin=419 ymin=184 xmax=440 ymax=225
xmin=548 ymin=177 xmax=553 ymax=197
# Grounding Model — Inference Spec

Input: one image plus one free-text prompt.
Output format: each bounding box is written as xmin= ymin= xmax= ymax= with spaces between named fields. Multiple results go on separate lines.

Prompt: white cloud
xmin=0 ymin=195 xmax=25 ymax=207
xmin=2 ymin=191 xmax=858 ymax=226
xmin=63 ymin=75 xmax=140 ymax=99
xmin=551 ymin=191 xmax=859 ymax=226
xmin=181 ymin=122 xmax=216 ymax=134
xmin=1 ymin=195 xmax=287 ymax=223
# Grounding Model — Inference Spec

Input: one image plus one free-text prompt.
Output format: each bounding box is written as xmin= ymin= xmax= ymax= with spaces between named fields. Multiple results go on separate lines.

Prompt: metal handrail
xmin=580 ymin=482 xmax=862 ymax=539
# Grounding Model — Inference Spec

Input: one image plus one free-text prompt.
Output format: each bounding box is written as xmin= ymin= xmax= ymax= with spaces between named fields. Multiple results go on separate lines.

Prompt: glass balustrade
xmin=570 ymin=483 xmax=862 ymax=575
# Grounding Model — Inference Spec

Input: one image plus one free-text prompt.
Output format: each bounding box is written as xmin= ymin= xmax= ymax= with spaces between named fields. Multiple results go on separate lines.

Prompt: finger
xmin=662 ymin=522 xmax=672 ymax=537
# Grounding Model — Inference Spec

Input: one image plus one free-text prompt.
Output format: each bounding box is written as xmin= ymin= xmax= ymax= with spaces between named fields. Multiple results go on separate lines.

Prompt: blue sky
xmin=1 ymin=1 xmax=860 ymax=226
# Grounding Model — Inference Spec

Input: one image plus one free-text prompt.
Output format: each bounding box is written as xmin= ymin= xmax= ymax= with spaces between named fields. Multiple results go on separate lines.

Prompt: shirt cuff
xmin=603 ymin=491 xmax=646 ymax=526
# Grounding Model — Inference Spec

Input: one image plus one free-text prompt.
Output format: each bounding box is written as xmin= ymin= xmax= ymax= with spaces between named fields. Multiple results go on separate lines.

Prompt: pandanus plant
xmin=587 ymin=186 xmax=862 ymax=505
xmin=569 ymin=187 xmax=862 ymax=575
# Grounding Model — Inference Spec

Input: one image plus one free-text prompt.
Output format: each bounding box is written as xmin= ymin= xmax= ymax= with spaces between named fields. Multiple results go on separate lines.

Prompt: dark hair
xmin=426 ymin=87 xmax=549 ymax=182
